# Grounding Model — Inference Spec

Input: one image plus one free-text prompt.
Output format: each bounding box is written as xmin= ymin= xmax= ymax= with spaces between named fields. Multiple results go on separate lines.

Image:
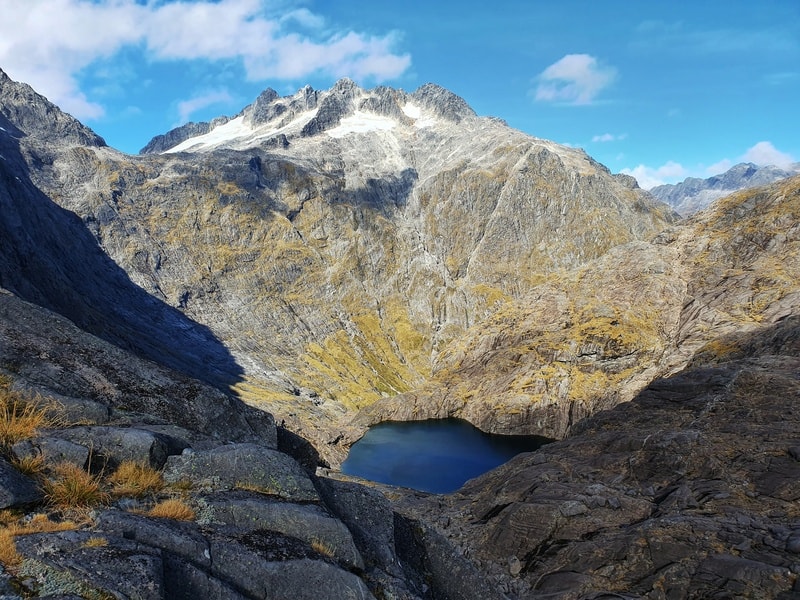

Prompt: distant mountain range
xmin=649 ymin=161 xmax=800 ymax=216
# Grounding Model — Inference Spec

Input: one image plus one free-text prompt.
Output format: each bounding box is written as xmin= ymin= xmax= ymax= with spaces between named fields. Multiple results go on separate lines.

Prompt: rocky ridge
xmin=649 ymin=161 xmax=800 ymax=216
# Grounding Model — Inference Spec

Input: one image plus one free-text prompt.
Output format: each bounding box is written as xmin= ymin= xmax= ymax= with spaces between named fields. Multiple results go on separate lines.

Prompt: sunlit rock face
xmin=1 ymin=68 xmax=683 ymax=460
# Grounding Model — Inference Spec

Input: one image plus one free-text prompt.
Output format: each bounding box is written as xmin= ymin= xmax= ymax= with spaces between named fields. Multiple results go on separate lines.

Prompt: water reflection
xmin=341 ymin=418 xmax=550 ymax=493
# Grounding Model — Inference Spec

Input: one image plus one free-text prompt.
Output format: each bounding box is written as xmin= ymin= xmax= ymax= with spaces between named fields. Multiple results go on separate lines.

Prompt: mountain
xmin=649 ymin=161 xmax=800 ymax=215
xmin=2 ymin=72 xmax=676 ymax=460
xmin=2 ymin=67 xmax=800 ymax=598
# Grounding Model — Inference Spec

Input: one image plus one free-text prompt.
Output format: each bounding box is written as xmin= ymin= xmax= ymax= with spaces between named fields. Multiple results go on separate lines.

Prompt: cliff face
xmin=1 ymin=69 xmax=677 ymax=459
xmin=358 ymin=175 xmax=800 ymax=443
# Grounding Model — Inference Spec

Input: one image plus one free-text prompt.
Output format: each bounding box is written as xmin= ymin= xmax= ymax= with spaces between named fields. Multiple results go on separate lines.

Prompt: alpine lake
xmin=341 ymin=418 xmax=551 ymax=493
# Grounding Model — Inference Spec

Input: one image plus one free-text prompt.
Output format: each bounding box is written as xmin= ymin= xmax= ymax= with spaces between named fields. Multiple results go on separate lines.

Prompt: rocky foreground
xmin=398 ymin=316 xmax=800 ymax=598
xmin=0 ymin=289 xmax=486 ymax=599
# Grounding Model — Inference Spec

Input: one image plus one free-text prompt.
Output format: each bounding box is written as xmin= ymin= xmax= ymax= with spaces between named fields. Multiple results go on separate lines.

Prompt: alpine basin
xmin=341 ymin=418 xmax=550 ymax=493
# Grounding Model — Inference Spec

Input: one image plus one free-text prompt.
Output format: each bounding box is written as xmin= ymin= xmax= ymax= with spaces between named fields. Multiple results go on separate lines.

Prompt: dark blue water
xmin=341 ymin=418 xmax=550 ymax=493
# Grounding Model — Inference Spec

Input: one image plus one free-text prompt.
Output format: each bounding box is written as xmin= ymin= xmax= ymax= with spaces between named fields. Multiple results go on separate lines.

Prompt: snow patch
xmin=166 ymin=116 xmax=252 ymax=153
xmin=402 ymin=103 xmax=421 ymax=119
xmin=402 ymin=102 xmax=436 ymax=128
xmin=327 ymin=112 xmax=397 ymax=138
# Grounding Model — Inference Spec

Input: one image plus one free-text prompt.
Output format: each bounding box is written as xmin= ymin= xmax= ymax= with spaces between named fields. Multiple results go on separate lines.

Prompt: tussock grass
xmin=11 ymin=452 xmax=46 ymax=477
xmin=0 ymin=513 xmax=78 ymax=568
xmin=147 ymin=499 xmax=195 ymax=521
xmin=0 ymin=394 xmax=51 ymax=450
xmin=82 ymin=536 xmax=108 ymax=548
xmin=310 ymin=538 xmax=335 ymax=558
xmin=109 ymin=461 xmax=163 ymax=498
xmin=42 ymin=463 xmax=109 ymax=509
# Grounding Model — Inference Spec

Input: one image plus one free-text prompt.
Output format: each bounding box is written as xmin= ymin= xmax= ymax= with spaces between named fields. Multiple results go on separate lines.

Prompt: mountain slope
xmin=1 ymin=70 xmax=677 ymax=458
xmin=356 ymin=175 xmax=800 ymax=442
xmin=0 ymin=71 xmax=243 ymax=389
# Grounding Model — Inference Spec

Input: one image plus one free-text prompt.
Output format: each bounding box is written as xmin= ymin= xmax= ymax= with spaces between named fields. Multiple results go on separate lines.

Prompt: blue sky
xmin=1 ymin=0 xmax=798 ymax=188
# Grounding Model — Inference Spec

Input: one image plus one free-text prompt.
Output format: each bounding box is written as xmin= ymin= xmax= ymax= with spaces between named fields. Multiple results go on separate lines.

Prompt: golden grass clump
xmin=147 ymin=499 xmax=195 ymax=521
xmin=0 ymin=513 xmax=78 ymax=568
xmin=82 ymin=536 xmax=108 ymax=548
xmin=10 ymin=452 xmax=46 ymax=477
xmin=108 ymin=461 xmax=163 ymax=498
xmin=310 ymin=538 xmax=335 ymax=558
xmin=0 ymin=393 xmax=51 ymax=450
xmin=42 ymin=463 xmax=109 ymax=509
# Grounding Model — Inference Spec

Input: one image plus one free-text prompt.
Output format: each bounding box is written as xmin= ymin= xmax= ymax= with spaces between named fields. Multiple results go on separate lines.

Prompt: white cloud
xmin=177 ymin=90 xmax=235 ymax=124
xmin=705 ymin=159 xmax=733 ymax=175
xmin=742 ymin=141 xmax=795 ymax=169
xmin=592 ymin=133 xmax=627 ymax=143
xmin=0 ymin=0 xmax=411 ymax=120
xmin=704 ymin=141 xmax=796 ymax=176
xmin=620 ymin=161 xmax=687 ymax=190
xmin=534 ymin=54 xmax=617 ymax=105
xmin=280 ymin=8 xmax=326 ymax=30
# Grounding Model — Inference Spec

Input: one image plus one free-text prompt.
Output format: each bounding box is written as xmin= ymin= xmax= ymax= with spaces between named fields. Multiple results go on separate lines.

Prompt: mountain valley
xmin=1 ymin=67 xmax=799 ymax=598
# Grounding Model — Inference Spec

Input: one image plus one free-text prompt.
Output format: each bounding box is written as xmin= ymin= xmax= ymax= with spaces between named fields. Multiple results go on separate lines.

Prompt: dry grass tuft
xmin=11 ymin=452 xmax=46 ymax=477
xmin=0 ymin=513 xmax=78 ymax=568
xmin=0 ymin=529 xmax=20 ymax=568
xmin=82 ymin=536 xmax=108 ymax=548
xmin=0 ymin=394 xmax=51 ymax=451
xmin=109 ymin=461 xmax=163 ymax=498
xmin=310 ymin=538 xmax=336 ymax=558
xmin=147 ymin=499 xmax=195 ymax=521
xmin=42 ymin=462 xmax=109 ymax=509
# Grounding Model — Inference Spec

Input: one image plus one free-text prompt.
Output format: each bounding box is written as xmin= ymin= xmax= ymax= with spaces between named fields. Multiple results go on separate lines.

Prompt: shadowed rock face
xmin=0 ymin=77 xmax=243 ymax=391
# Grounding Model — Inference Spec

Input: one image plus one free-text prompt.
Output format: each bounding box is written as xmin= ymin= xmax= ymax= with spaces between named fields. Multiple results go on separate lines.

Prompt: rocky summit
xmin=1 ymin=66 xmax=800 ymax=598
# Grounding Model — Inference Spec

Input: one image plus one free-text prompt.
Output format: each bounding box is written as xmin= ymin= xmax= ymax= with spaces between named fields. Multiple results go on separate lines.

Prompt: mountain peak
xmin=411 ymin=83 xmax=476 ymax=122
xmin=0 ymin=68 xmax=106 ymax=148
xmin=141 ymin=79 xmax=482 ymax=155
xmin=649 ymin=161 xmax=800 ymax=216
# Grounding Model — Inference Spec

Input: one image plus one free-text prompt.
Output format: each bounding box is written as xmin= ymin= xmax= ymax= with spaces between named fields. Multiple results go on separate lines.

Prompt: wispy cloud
xmin=177 ymin=90 xmax=235 ymax=124
xmin=633 ymin=20 xmax=799 ymax=56
xmin=0 ymin=0 xmax=411 ymax=120
xmin=705 ymin=141 xmax=796 ymax=175
xmin=592 ymin=133 xmax=627 ymax=143
xmin=620 ymin=161 xmax=687 ymax=190
xmin=741 ymin=141 xmax=795 ymax=169
xmin=533 ymin=54 xmax=617 ymax=105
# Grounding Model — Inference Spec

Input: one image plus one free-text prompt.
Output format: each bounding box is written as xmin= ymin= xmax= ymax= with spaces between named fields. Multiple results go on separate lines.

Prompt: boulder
xmin=14 ymin=530 xmax=163 ymax=600
xmin=163 ymin=443 xmax=318 ymax=502
xmin=200 ymin=491 xmax=364 ymax=570
xmin=96 ymin=509 xmax=211 ymax=568
xmin=207 ymin=531 xmax=375 ymax=600
xmin=12 ymin=437 xmax=90 ymax=469
xmin=53 ymin=426 xmax=171 ymax=469
xmin=0 ymin=458 xmax=41 ymax=508
xmin=317 ymin=476 xmax=399 ymax=572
